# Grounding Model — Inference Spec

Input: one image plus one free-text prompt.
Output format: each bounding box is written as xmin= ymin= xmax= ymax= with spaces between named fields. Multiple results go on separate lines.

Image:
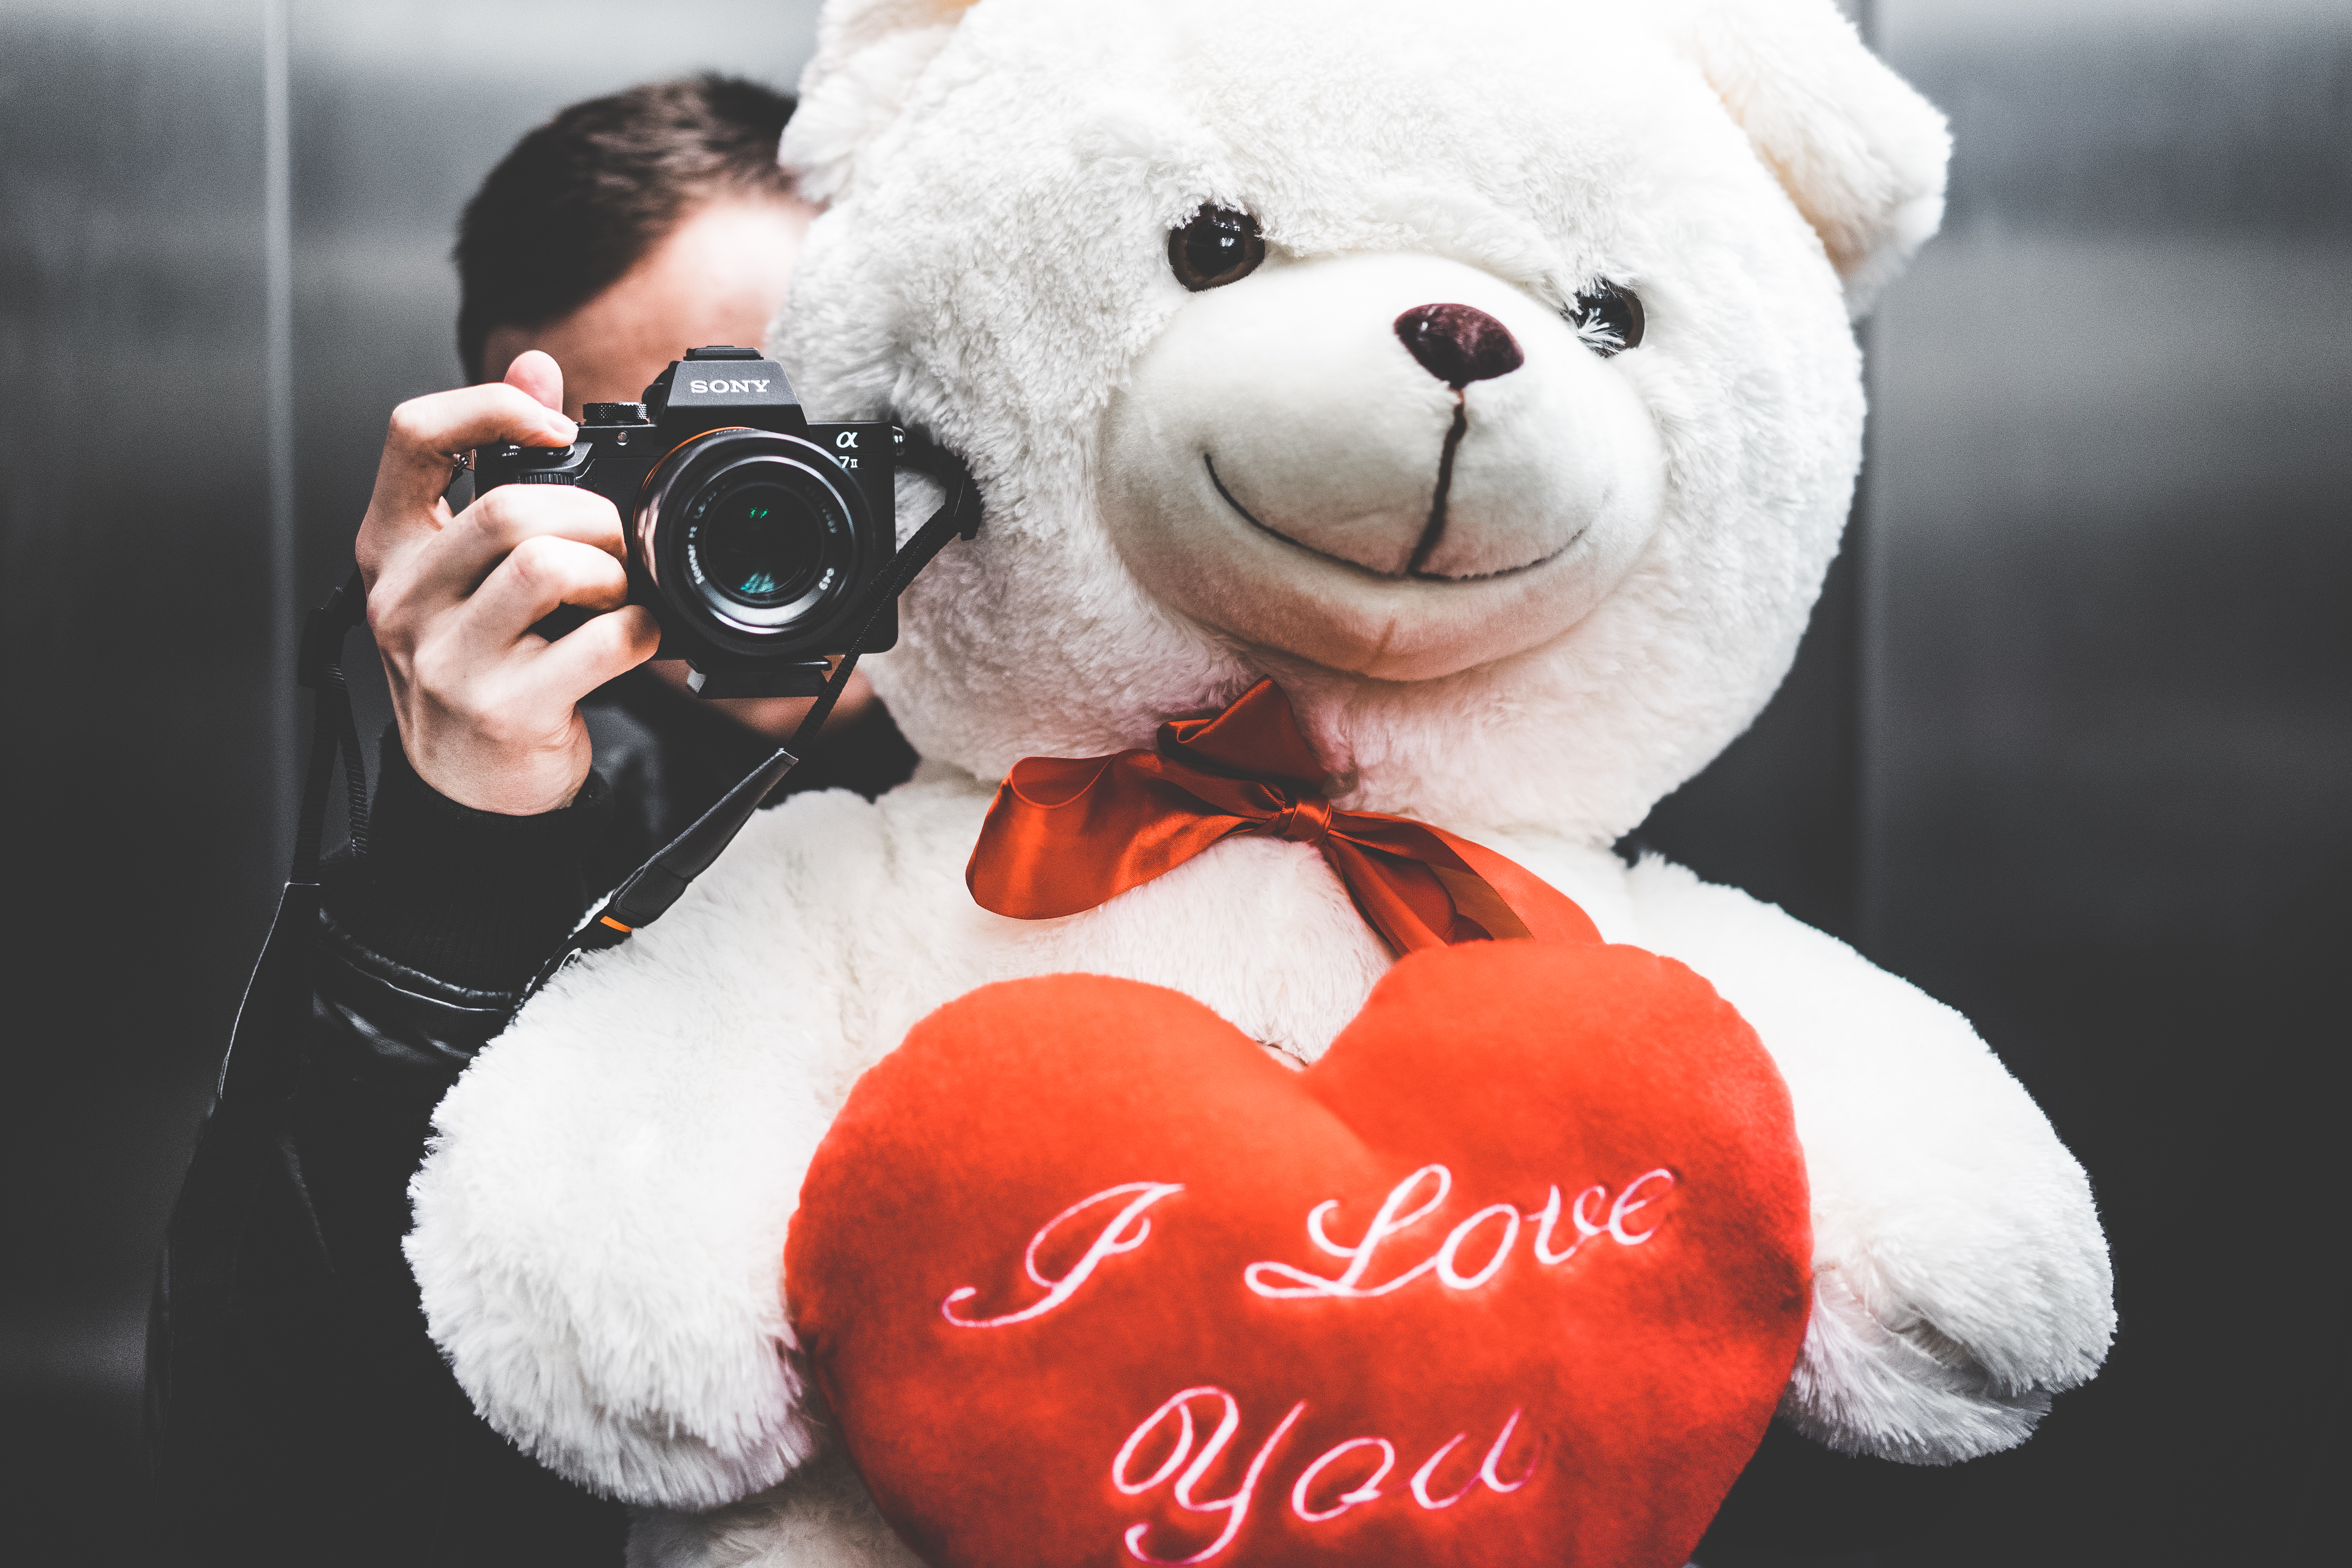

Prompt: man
xmin=148 ymin=76 xmax=909 ymax=1565
xmin=337 ymin=72 xmax=909 ymax=1009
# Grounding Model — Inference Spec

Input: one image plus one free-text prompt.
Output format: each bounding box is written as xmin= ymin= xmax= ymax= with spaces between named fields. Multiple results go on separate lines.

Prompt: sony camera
xmin=474 ymin=345 xmax=898 ymax=697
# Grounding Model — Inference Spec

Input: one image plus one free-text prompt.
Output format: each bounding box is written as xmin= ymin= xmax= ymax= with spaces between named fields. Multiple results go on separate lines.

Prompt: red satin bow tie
xmin=965 ymin=679 xmax=1600 ymax=954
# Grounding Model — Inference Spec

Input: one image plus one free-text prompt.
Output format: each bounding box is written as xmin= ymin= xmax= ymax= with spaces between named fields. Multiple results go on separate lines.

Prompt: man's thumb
xmin=501 ymin=348 xmax=564 ymax=414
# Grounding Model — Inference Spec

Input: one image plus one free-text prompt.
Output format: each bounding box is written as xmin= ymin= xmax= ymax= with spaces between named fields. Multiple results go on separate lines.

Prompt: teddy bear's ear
xmin=783 ymin=0 xmax=983 ymax=203
xmin=1666 ymin=0 xmax=1951 ymax=315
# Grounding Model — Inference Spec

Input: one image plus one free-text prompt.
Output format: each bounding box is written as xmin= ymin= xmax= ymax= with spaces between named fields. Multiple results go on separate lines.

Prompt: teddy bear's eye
xmin=1565 ymin=282 xmax=1645 ymax=357
xmin=1168 ymin=205 xmax=1265 ymax=292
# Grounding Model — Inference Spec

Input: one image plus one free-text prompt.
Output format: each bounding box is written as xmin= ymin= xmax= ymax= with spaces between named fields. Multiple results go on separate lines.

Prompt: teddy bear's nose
xmin=1393 ymin=303 xmax=1524 ymax=389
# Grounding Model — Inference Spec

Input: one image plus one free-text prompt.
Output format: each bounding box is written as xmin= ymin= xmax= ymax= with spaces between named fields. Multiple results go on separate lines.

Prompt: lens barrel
xmin=636 ymin=429 xmax=869 ymax=654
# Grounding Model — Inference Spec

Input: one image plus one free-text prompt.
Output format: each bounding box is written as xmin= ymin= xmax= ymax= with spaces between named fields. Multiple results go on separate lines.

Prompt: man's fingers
xmin=511 ymin=604 xmax=663 ymax=713
xmin=503 ymin=349 xmax=564 ymax=414
xmin=401 ymin=542 xmax=653 ymax=732
xmin=448 ymin=534 xmax=633 ymax=667
xmin=368 ymin=381 xmax=579 ymax=524
xmin=400 ymin=483 xmax=627 ymax=607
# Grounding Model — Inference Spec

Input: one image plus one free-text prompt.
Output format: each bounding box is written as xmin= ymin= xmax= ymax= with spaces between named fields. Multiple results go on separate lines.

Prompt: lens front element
xmin=695 ymin=479 xmax=827 ymax=608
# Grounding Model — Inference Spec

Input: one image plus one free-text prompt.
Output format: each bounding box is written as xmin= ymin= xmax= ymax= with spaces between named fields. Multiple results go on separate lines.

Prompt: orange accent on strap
xmin=966 ymin=679 xmax=1600 ymax=954
xmin=599 ymin=915 xmax=634 ymax=933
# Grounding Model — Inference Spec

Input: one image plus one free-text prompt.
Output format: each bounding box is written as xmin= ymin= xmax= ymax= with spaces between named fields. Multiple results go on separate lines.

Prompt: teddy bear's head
xmin=778 ymin=0 xmax=1947 ymax=841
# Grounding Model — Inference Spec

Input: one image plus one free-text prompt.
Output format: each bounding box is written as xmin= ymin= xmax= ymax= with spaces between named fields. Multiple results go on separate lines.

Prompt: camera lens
xmin=671 ymin=452 xmax=860 ymax=638
xmin=697 ymin=481 xmax=824 ymax=608
xmin=636 ymin=428 xmax=880 ymax=660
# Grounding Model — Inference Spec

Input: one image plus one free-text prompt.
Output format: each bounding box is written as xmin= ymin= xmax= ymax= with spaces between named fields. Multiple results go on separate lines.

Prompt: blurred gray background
xmin=2 ymin=0 xmax=2343 ymax=1562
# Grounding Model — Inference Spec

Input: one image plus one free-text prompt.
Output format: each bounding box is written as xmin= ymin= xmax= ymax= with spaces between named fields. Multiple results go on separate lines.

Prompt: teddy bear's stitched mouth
xmin=1203 ymin=454 xmax=1579 ymax=584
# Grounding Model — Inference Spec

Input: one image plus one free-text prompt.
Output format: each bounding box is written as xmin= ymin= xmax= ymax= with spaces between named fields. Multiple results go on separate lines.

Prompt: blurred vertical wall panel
xmin=0 ymin=0 xmax=277 ymax=1548
xmin=1863 ymin=1 xmax=2350 ymax=1560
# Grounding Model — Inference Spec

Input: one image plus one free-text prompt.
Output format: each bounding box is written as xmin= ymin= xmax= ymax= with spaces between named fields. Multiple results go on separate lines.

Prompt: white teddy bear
xmin=407 ymin=0 xmax=2114 ymax=1562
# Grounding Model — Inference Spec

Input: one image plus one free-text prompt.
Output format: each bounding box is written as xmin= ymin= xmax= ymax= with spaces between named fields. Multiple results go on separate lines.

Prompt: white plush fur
xmin=407 ymin=1 xmax=2104 ymax=1562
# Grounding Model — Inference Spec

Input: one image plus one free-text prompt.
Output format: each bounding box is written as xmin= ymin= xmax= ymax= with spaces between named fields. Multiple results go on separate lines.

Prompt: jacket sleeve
xmin=326 ymin=731 xmax=619 ymax=996
xmin=145 ymin=735 xmax=630 ymax=1566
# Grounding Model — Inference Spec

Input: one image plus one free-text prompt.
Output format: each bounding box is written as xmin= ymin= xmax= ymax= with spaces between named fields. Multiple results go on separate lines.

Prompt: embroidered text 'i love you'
xmin=938 ymin=1162 xmax=1678 ymax=1562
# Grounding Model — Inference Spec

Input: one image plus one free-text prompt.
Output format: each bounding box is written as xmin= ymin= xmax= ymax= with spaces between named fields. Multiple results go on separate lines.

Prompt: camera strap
xmin=509 ymin=438 xmax=982 ymax=1019
xmin=205 ymin=568 xmax=371 ymax=1118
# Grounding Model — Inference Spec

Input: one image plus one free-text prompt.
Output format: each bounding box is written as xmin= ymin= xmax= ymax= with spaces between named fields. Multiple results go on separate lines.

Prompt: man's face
xmin=483 ymin=193 xmax=817 ymax=416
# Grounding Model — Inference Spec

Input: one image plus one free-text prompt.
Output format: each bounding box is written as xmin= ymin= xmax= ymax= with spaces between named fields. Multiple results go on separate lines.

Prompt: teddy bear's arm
xmin=405 ymin=797 xmax=890 ymax=1511
xmin=1621 ymin=855 xmax=2114 ymax=1464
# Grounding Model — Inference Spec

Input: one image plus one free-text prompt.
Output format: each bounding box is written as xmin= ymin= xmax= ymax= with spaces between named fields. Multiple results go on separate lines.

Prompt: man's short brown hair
xmin=455 ymin=73 xmax=797 ymax=382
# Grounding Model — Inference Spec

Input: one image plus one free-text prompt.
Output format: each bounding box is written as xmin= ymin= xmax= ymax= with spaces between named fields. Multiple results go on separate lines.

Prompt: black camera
xmin=474 ymin=345 xmax=898 ymax=697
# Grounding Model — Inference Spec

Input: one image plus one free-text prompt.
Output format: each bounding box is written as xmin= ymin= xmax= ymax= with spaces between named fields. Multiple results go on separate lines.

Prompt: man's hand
xmin=357 ymin=351 xmax=661 ymax=815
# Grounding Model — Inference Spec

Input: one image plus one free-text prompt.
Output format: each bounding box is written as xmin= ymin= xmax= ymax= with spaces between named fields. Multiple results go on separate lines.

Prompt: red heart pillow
xmin=787 ymin=940 xmax=1811 ymax=1568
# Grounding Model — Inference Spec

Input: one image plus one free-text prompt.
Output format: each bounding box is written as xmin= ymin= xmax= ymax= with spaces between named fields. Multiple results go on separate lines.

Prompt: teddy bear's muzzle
xmin=1098 ymin=251 xmax=1668 ymax=678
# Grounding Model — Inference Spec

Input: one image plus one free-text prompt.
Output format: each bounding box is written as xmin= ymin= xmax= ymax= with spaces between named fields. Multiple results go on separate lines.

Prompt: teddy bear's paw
xmin=1780 ymin=1267 xmax=2085 ymax=1465
xmin=1808 ymin=1128 xmax=2119 ymax=1414
xmin=626 ymin=1449 xmax=922 ymax=1568
xmin=407 ymin=1094 xmax=829 ymax=1509
xmin=415 ymin=1231 xmax=827 ymax=1508
xmin=1621 ymin=857 xmax=2112 ymax=1405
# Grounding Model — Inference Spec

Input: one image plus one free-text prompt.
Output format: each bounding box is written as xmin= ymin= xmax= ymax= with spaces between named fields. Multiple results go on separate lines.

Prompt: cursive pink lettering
xmin=1290 ymin=1436 xmax=1396 ymax=1523
xmin=1607 ymin=1168 xmax=1675 ymax=1244
xmin=1410 ymin=1433 xmax=1478 ymax=1510
xmin=941 ymin=1164 xmax=1676 ymax=1334
xmin=1246 ymin=1164 xmax=1677 ymax=1303
xmin=1433 ymin=1202 xmax=1521 ymax=1290
xmin=1527 ymin=1183 xmax=1609 ymax=1265
xmin=1409 ymin=1408 xmax=1537 ymax=1509
xmin=1478 ymin=1407 xmax=1539 ymax=1494
xmin=1117 ymin=1388 xmax=1536 ymax=1558
xmin=1244 ymin=1164 xmax=1452 ymax=1299
xmin=1114 ymin=1387 xmax=1305 ymax=1565
xmin=942 ymin=1181 xmax=1184 ymax=1328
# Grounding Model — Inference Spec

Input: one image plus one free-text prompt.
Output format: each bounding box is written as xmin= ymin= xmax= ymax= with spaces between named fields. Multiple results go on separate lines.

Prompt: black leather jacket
xmin=145 ymin=672 xmax=914 ymax=1567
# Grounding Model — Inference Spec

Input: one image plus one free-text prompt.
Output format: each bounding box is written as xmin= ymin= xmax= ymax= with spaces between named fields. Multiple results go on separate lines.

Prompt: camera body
xmin=474 ymin=346 xmax=898 ymax=697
